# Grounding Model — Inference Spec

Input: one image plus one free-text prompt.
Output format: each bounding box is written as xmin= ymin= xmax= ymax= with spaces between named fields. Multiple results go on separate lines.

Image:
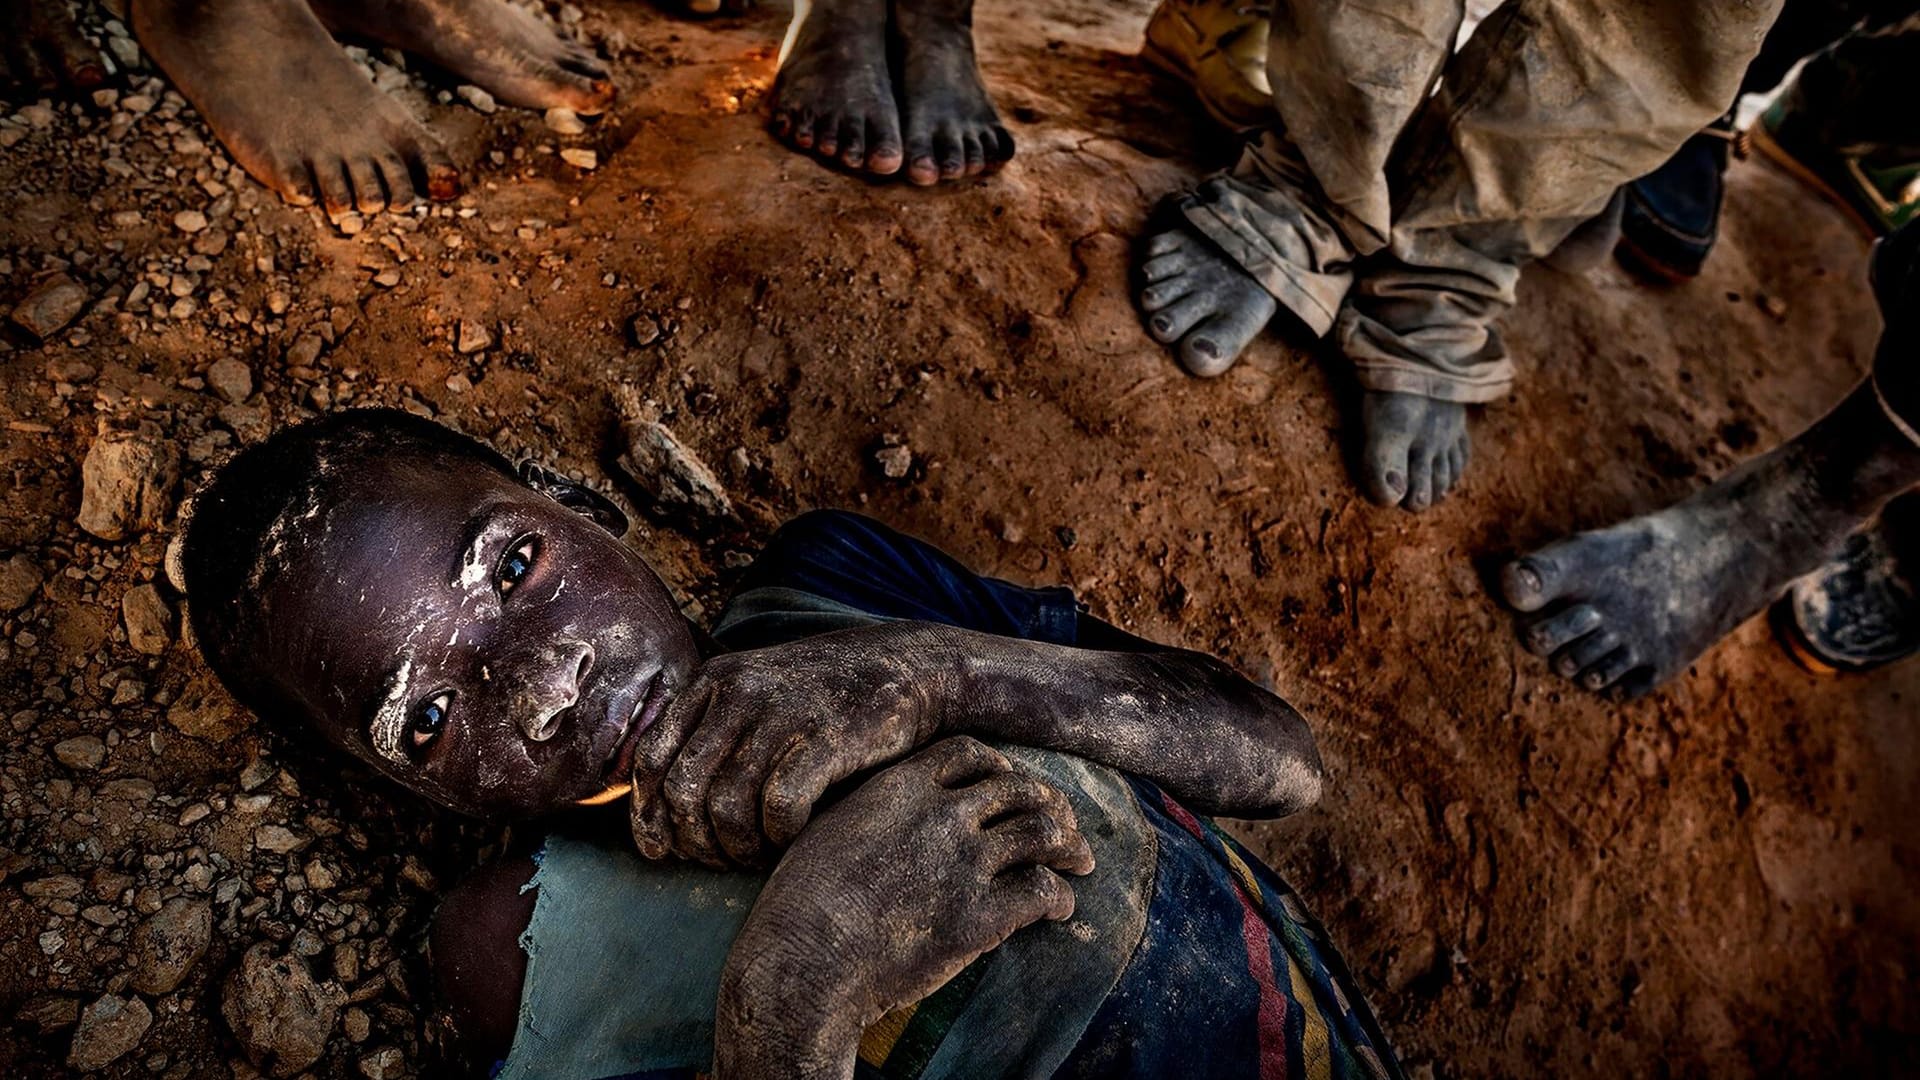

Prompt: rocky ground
xmin=1 ymin=0 xmax=1916 ymax=1078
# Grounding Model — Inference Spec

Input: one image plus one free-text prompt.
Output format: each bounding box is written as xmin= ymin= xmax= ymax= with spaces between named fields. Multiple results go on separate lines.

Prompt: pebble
xmin=54 ymin=735 xmax=106 ymax=770
xmin=208 ymin=357 xmax=254 ymax=404
xmin=0 ymin=554 xmax=43 ymax=611
xmin=560 ymin=148 xmax=598 ymax=170
xmin=122 ymin=583 xmax=173 ymax=655
xmin=131 ymin=898 xmax=212 ymax=993
xmin=173 ymin=209 xmax=208 ymax=234
xmin=614 ymin=389 xmax=738 ymax=531
xmin=875 ymin=442 xmax=913 ymax=479
xmin=544 ymin=107 xmax=586 ymax=135
xmin=255 ymin=825 xmax=311 ymax=855
xmin=67 ymin=994 xmax=152 ymax=1072
xmin=628 ymin=314 xmax=661 ymax=346
xmin=178 ymin=802 xmax=211 ymax=826
xmin=372 ymin=268 xmax=401 ymax=288
xmin=338 ymin=212 xmax=366 ymax=236
xmin=223 ymin=944 xmax=345 ymax=1078
xmin=358 ymin=1047 xmax=407 ymax=1079
xmin=11 ymin=273 xmax=89 ymax=340
xmin=286 ymin=333 xmax=325 ymax=367
xmin=455 ymin=319 xmax=493 ymax=354
xmin=456 ymin=85 xmax=497 ymax=114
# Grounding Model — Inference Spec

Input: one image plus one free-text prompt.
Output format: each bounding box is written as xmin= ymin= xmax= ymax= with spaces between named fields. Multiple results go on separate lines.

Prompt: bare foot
xmin=770 ymin=0 xmax=904 ymax=175
xmin=133 ymin=0 xmax=458 ymax=215
xmin=1 ymin=0 xmax=108 ymax=96
xmin=1136 ymin=225 xmax=1276 ymax=377
xmin=1499 ymin=382 xmax=1920 ymax=697
xmin=895 ymin=1 xmax=1012 ymax=185
xmin=1360 ymin=391 xmax=1470 ymax=512
xmin=308 ymin=0 xmax=615 ymax=115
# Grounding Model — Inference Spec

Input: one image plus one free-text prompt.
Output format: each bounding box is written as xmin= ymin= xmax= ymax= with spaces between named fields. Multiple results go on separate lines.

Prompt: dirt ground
xmin=1 ymin=0 xmax=1916 ymax=1077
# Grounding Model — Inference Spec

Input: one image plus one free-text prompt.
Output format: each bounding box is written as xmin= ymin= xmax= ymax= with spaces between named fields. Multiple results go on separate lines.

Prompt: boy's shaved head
xmin=183 ymin=410 xmax=699 ymax=818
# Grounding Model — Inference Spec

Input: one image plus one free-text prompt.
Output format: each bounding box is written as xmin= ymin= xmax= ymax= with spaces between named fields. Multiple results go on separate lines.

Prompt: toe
xmin=273 ymin=157 xmax=318 ymax=207
xmin=811 ymin=113 xmax=840 ymax=158
xmin=1403 ymin=447 xmax=1435 ymax=512
xmin=963 ymin=133 xmax=985 ymax=177
xmin=986 ymin=126 xmax=1015 ymax=166
xmin=935 ymin=128 xmax=966 ymax=180
xmin=1140 ymin=252 xmax=1193 ymax=283
xmin=1553 ymin=630 xmax=1618 ymax=679
xmin=1581 ymin=649 xmax=1638 ymax=692
xmin=905 ymin=126 xmax=938 ymax=185
xmin=1500 ymin=539 xmax=1581 ymax=612
xmin=374 ymin=151 xmax=418 ymax=209
xmin=310 ymin=158 xmax=355 ymax=217
xmin=836 ymin=117 xmax=866 ymax=169
xmin=1138 ymin=279 xmax=1192 ymax=312
xmin=1145 ymin=231 xmax=1189 ymax=258
xmin=1179 ymin=314 xmax=1255 ymax=379
xmin=404 ymin=137 xmax=461 ymax=201
xmin=1521 ymin=604 xmax=1603 ymax=657
xmin=1361 ymin=428 xmax=1416 ymax=509
xmin=41 ymin=25 xmax=106 ymax=90
xmin=1144 ymin=293 xmax=1211 ymax=345
xmin=347 ymin=157 xmax=387 ymax=214
xmin=1432 ymin=453 xmax=1456 ymax=503
xmin=865 ymin=116 xmax=904 ymax=175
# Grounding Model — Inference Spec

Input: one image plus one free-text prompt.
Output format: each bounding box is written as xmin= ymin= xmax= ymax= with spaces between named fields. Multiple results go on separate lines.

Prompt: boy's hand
xmin=713 ymin=737 xmax=1094 ymax=1080
xmin=628 ymin=630 xmax=947 ymax=867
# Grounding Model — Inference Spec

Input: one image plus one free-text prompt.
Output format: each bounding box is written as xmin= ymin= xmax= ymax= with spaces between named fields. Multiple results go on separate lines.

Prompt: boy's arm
xmin=714 ymin=737 xmax=1092 ymax=1080
xmin=630 ymin=621 xmax=1322 ymax=868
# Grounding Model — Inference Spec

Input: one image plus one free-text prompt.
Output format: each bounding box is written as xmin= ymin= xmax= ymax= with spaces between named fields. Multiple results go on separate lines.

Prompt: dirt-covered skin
xmin=894 ymin=0 xmax=1012 ymax=186
xmin=1361 ymin=391 xmax=1470 ymax=512
xmin=0 ymin=0 xmax=107 ymax=96
xmin=714 ymin=736 xmax=1092 ymax=1080
xmin=306 ymin=0 xmax=615 ymax=115
xmin=628 ymin=620 xmax=1325 ymax=868
xmin=131 ymin=0 xmax=460 ymax=215
xmin=1136 ymin=227 xmax=1278 ymax=378
xmin=769 ymin=0 xmax=903 ymax=174
xmin=1501 ymin=381 xmax=1920 ymax=697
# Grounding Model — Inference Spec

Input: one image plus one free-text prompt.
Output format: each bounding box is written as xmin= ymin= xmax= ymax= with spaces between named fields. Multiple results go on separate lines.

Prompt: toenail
xmin=1193 ymin=339 xmax=1218 ymax=359
xmin=1385 ymin=470 xmax=1404 ymax=490
xmin=1151 ymin=316 xmax=1169 ymax=333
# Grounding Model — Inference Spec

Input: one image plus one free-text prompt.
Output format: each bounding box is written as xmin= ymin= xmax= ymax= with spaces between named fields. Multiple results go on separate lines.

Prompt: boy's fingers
xmin=988 ymin=866 xmax=1077 ymax=927
xmin=916 ymin=735 xmax=1011 ymax=788
xmin=663 ymin=692 xmax=757 ymax=865
xmin=762 ymin=724 xmax=922 ymax=848
xmin=985 ymin=808 xmax=1095 ymax=876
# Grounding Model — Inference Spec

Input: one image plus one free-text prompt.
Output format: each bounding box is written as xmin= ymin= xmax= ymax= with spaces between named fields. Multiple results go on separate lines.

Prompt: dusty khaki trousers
xmin=1180 ymin=0 xmax=1784 ymax=402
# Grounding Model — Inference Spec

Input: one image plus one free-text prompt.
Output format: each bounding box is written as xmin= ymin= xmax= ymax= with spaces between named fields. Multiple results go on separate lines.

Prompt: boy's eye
xmin=497 ymin=536 xmax=539 ymax=597
xmin=407 ymin=692 xmax=451 ymax=757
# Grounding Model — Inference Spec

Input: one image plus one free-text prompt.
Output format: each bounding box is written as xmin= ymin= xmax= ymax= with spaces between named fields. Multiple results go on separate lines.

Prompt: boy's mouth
xmin=599 ymin=669 xmax=668 ymax=788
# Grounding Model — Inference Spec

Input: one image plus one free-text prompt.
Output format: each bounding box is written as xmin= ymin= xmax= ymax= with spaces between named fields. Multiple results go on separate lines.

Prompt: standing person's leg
xmin=1341 ymin=0 xmax=1784 ymax=511
xmin=1499 ymin=220 xmax=1920 ymax=697
xmin=1135 ymin=0 xmax=1463 ymax=375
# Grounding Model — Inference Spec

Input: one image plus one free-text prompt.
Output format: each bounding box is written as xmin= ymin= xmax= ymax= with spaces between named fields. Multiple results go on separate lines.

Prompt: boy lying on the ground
xmin=178 ymin=409 xmax=1404 ymax=1079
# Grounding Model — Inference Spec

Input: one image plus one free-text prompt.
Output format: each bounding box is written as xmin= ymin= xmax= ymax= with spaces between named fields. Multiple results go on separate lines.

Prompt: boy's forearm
xmin=714 ymin=937 xmax=861 ymax=1080
xmin=906 ymin=624 xmax=1326 ymax=817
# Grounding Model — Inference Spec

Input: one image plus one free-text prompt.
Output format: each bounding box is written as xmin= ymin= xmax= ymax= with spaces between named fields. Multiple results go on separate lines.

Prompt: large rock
xmin=67 ymin=994 xmax=151 ymax=1071
xmin=11 ymin=273 xmax=88 ymax=340
xmin=77 ymin=429 xmax=181 ymax=541
xmin=130 ymin=897 xmax=212 ymax=994
xmin=613 ymin=384 xmax=737 ymax=532
xmin=0 ymin=554 xmax=42 ymax=612
xmin=122 ymin=583 xmax=173 ymax=655
xmin=223 ymin=943 xmax=344 ymax=1078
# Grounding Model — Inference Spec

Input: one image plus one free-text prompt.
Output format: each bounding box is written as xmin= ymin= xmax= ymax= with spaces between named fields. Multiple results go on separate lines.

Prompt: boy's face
xmin=259 ymin=456 xmax=699 ymax=818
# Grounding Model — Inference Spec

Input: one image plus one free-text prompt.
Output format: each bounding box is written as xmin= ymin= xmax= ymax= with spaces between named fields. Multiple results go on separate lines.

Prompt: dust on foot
xmin=1 ymin=0 xmax=107 ymax=96
xmin=1136 ymin=228 xmax=1276 ymax=377
xmin=770 ymin=0 xmax=903 ymax=174
xmin=896 ymin=13 xmax=1012 ymax=185
xmin=309 ymin=0 xmax=615 ymax=115
xmin=133 ymin=0 xmax=459 ymax=216
xmin=1360 ymin=391 xmax=1469 ymax=512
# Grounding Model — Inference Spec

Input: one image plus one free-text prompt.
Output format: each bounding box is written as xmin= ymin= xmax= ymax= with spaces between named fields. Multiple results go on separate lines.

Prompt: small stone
xmin=77 ymin=429 xmax=182 ymax=541
xmin=874 ymin=443 xmax=913 ymax=479
xmin=1759 ymin=293 xmax=1789 ymax=320
xmin=543 ymin=107 xmax=586 ymax=135
xmin=560 ymin=148 xmax=598 ymax=170
xmin=455 ymin=319 xmax=492 ymax=354
xmin=397 ymin=855 xmax=436 ymax=891
xmin=24 ymin=874 xmax=84 ymax=899
xmin=131 ymin=897 xmax=212 ymax=993
xmin=286 ymin=333 xmax=324 ymax=367
xmin=255 ymin=825 xmax=311 ymax=855
xmin=372 ymin=268 xmax=400 ymax=288
xmin=337 ymin=213 xmax=366 ymax=236
xmin=54 ymin=735 xmax=106 ymax=770
xmin=15 ymin=994 xmax=80 ymax=1035
xmin=613 ymin=386 xmax=738 ymax=532
xmin=81 ymin=904 xmax=122 ymax=927
xmin=178 ymin=802 xmax=211 ymax=826
xmin=358 ymin=1046 xmax=407 ymax=1080
xmin=302 ymin=859 xmax=337 ymax=891
xmin=208 ymin=358 xmax=254 ymax=404
xmin=193 ymin=228 xmax=232 ymax=257
xmin=68 ymin=994 xmax=152 ymax=1072
xmin=444 ymin=373 xmax=472 ymax=393
xmin=455 ymin=84 xmax=497 ymax=114
xmin=173 ymin=209 xmax=208 ymax=234
xmin=167 ymin=672 xmax=251 ymax=741
xmin=112 ymin=679 xmax=147 ymax=706
xmin=627 ymin=313 xmax=660 ymax=346
xmin=0 ymin=554 xmax=43 ymax=612
xmin=223 ymin=944 xmax=344 ymax=1078
xmin=122 ymin=583 xmax=173 ymax=655
xmin=12 ymin=273 xmax=89 ymax=340
xmin=342 ymin=1006 xmax=371 ymax=1044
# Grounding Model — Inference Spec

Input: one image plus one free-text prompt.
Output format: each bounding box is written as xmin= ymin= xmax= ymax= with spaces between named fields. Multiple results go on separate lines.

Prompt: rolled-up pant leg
xmin=1339 ymin=0 xmax=1785 ymax=404
xmin=1178 ymin=0 xmax=1462 ymax=336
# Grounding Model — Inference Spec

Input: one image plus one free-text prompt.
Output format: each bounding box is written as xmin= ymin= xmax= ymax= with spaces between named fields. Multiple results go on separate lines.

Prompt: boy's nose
xmin=518 ymin=641 xmax=594 ymax=743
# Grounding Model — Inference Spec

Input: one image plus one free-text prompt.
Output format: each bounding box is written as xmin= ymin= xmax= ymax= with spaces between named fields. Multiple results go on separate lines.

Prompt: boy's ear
xmin=518 ymin=462 xmax=630 ymax=538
